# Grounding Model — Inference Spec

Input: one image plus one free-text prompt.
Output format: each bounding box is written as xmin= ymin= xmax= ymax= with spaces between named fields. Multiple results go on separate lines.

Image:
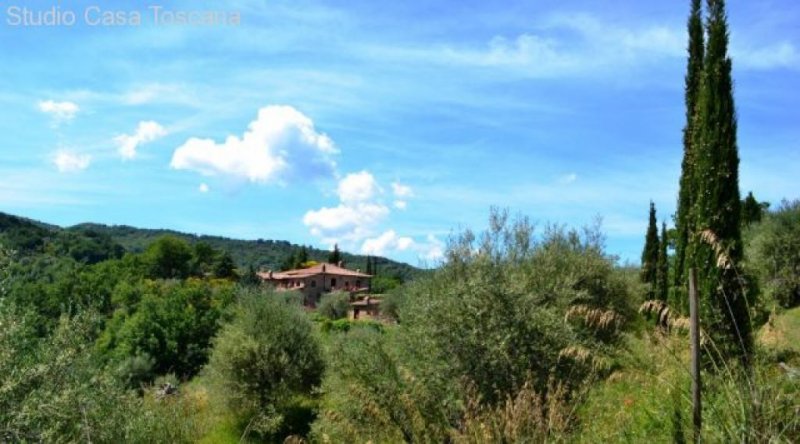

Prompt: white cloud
xmin=123 ymin=83 xmax=188 ymax=105
xmin=338 ymin=170 xmax=380 ymax=203
xmin=440 ymin=14 xmax=684 ymax=77
xmin=417 ymin=234 xmax=446 ymax=262
xmin=116 ymin=121 xmax=167 ymax=159
xmin=305 ymin=172 xmax=435 ymax=260
xmin=734 ymin=42 xmax=799 ymax=70
xmin=303 ymin=201 xmax=390 ymax=243
xmin=304 ymin=171 xmax=391 ymax=248
xmin=170 ymin=105 xmax=337 ymax=184
xmin=558 ymin=173 xmax=578 ymax=185
xmin=439 ymin=13 xmax=797 ymax=77
xmin=53 ymin=150 xmax=91 ymax=173
xmin=38 ymin=100 xmax=79 ymax=122
xmin=199 ymin=183 xmax=210 ymax=193
xmin=391 ymin=181 xmax=414 ymax=198
xmin=361 ymin=230 xmax=414 ymax=255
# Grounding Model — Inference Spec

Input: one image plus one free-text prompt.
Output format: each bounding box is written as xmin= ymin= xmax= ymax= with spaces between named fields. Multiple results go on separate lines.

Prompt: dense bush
xmin=0 ymin=307 xmax=132 ymax=442
xmin=312 ymin=210 xmax=636 ymax=440
xmin=746 ymin=200 xmax=800 ymax=308
xmin=96 ymin=278 xmax=235 ymax=379
xmin=144 ymin=236 xmax=195 ymax=279
xmin=205 ymin=288 xmax=324 ymax=438
xmin=317 ymin=291 xmax=350 ymax=320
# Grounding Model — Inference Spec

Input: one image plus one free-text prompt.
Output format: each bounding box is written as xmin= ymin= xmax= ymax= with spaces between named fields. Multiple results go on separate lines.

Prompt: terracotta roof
xmin=258 ymin=263 xmax=372 ymax=280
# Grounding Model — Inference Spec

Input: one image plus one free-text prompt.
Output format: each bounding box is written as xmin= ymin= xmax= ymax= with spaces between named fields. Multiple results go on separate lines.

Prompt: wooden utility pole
xmin=689 ymin=268 xmax=702 ymax=442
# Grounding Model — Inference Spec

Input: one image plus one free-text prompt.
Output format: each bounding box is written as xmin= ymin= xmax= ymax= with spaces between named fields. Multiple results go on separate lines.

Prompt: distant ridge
xmin=0 ymin=211 xmax=421 ymax=280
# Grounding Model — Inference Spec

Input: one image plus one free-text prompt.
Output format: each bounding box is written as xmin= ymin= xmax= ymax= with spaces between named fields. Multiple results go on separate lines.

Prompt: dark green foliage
xmin=297 ymin=246 xmax=309 ymax=266
xmin=239 ymin=264 xmax=261 ymax=287
xmin=641 ymin=202 xmax=660 ymax=298
xmin=328 ymin=243 xmax=342 ymax=264
xmin=206 ymin=288 xmax=324 ymax=437
xmin=675 ymin=0 xmax=705 ymax=294
xmin=1 ymin=211 xmax=421 ymax=281
xmin=365 ymin=255 xmax=373 ymax=275
xmin=0 ymin=212 xmax=52 ymax=253
xmin=96 ymin=279 xmax=235 ymax=378
xmin=144 ymin=235 xmax=194 ymax=279
xmin=212 ymin=251 xmax=237 ymax=279
xmin=192 ymin=241 xmax=217 ymax=275
xmin=741 ymin=191 xmax=767 ymax=227
xmin=317 ymin=291 xmax=350 ymax=320
xmin=745 ymin=200 xmax=800 ymax=308
xmin=656 ymin=222 xmax=669 ymax=302
xmin=688 ymin=0 xmax=753 ymax=363
xmin=370 ymin=274 xmax=402 ymax=294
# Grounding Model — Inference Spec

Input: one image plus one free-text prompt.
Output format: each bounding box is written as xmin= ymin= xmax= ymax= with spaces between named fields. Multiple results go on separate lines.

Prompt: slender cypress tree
xmin=689 ymin=0 xmax=752 ymax=364
xmin=741 ymin=191 xmax=763 ymax=226
xmin=674 ymin=0 xmax=705 ymax=301
xmin=656 ymin=222 xmax=669 ymax=302
xmin=641 ymin=201 xmax=660 ymax=298
xmin=328 ymin=243 xmax=342 ymax=264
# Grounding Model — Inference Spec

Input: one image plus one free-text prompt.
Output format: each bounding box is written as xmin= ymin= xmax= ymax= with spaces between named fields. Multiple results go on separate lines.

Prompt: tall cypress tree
xmin=689 ymin=0 xmax=752 ymax=364
xmin=641 ymin=201 xmax=660 ymax=298
xmin=656 ymin=222 xmax=669 ymax=302
xmin=674 ymin=0 xmax=705 ymax=301
xmin=328 ymin=243 xmax=342 ymax=264
xmin=741 ymin=191 xmax=764 ymax=227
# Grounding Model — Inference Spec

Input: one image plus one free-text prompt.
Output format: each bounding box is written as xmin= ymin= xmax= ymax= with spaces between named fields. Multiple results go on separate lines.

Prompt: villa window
xmin=331 ymin=278 xmax=337 ymax=287
xmin=311 ymin=280 xmax=316 ymax=288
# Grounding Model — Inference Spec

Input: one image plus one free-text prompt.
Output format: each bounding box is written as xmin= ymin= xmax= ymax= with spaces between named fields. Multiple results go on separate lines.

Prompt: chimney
xmin=268 ymin=270 xmax=273 ymax=279
xmin=322 ymin=264 xmax=326 ymax=273
xmin=337 ymin=260 xmax=343 ymax=268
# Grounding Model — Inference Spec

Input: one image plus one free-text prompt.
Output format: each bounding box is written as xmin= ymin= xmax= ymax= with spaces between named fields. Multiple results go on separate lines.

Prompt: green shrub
xmin=746 ymin=200 xmax=800 ymax=308
xmin=317 ymin=291 xmax=350 ymax=320
xmin=205 ymin=288 xmax=324 ymax=439
xmin=312 ymin=209 xmax=636 ymax=441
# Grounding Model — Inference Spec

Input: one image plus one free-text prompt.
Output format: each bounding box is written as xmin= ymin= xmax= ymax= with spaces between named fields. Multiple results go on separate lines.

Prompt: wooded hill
xmin=0 ymin=211 xmax=421 ymax=280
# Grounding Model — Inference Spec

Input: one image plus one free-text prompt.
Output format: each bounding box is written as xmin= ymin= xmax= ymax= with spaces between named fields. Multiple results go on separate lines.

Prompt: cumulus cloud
xmin=38 ymin=100 xmax=79 ymax=123
xmin=304 ymin=171 xmax=439 ymax=261
xmin=361 ymin=231 xmax=444 ymax=261
xmin=304 ymin=171 xmax=391 ymax=248
xmin=418 ymin=234 xmax=445 ymax=261
xmin=116 ymin=121 xmax=167 ymax=159
xmin=391 ymin=181 xmax=414 ymax=198
xmin=170 ymin=105 xmax=337 ymax=184
xmin=338 ymin=170 xmax=381 ymax=203
xmin=303 ymin=201 xmax=390 ymax=243
xmin=199 ymin=183 xmax=210 ymax=193
xmin=361 ymin=230 xmax=414 ymax=255
xmin=53 ymin=150 xmax=91 ymax=173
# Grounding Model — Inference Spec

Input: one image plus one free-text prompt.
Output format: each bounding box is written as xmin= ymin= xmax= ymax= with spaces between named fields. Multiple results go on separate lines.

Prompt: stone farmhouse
xmin=258 ymin=262 xmax=371 ymax=306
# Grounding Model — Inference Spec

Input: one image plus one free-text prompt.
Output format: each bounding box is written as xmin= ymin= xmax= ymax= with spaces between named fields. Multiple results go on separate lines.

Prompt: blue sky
xmin=1 ymin=0 xmax=798 ymax=266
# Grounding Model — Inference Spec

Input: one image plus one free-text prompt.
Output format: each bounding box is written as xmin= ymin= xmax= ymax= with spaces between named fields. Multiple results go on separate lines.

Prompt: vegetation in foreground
xmin=2 ymin=1 xmax=799 ymax=442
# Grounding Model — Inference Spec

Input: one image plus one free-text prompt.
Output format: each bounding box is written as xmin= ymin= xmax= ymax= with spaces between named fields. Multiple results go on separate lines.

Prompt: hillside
xmin=0 ymin=211 xmax=421 ymax=280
